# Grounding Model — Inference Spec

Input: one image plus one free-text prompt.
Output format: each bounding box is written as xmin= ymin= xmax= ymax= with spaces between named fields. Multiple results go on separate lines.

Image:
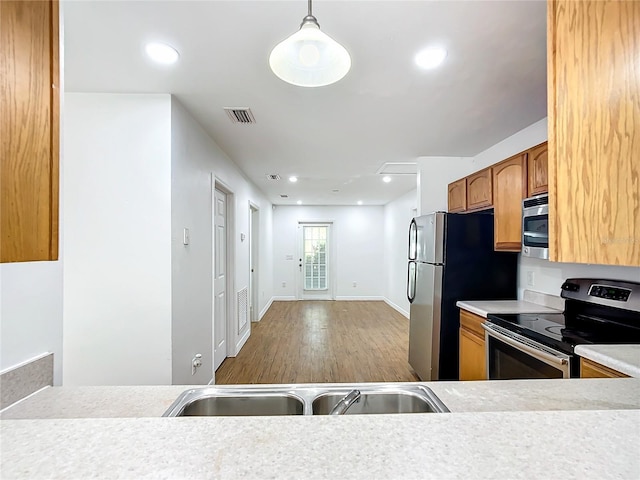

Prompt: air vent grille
xmin=280 ymin=194 xmax=289 ymax=198
xmin=237 ymin=287 xmax=248 ymax=332
xmin=266 ymin=174 xmax=281 ymax=181
xmin=224 ymin=107 xmax=256 ymax=124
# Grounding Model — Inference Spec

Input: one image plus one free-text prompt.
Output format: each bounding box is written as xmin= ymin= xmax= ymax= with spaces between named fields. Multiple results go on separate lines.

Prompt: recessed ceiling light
xmin=289 ymin=176 xmax=298 ymax=183
xmin=415 ymin=46 xmax=447 ymax=70
xmin=296 ymin=200 xmax=302 ymax=205
xmin=382 ymin=176 xmax=392 ymax=183
xmin=357 ymin=200 xmax=363 ymax=205
xmin=145 ymin=42 xmax=179 ymax=65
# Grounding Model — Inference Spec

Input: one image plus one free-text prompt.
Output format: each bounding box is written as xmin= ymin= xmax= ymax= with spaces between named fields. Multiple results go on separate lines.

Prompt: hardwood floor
xmin=215 ymin=301 xmax=419 ymax=384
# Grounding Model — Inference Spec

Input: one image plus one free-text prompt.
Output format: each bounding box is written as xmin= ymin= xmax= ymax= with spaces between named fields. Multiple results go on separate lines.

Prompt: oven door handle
xmin=481 ymin=322 xmax=569 ymax=367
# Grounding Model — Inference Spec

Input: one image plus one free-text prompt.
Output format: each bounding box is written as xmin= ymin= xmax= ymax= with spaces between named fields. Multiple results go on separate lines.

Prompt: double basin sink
xmin=163 ymin=383 xmax=449 ymax=417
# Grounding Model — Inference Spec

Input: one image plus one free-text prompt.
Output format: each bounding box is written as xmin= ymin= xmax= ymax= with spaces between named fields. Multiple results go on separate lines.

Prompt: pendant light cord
xmin=308 ymin=0 xmax=312 ymax=16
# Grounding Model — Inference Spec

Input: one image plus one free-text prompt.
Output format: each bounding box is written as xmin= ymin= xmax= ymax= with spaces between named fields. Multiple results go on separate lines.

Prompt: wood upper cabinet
xmin=459 ymin=309 xmax=486 ymax=381
xmin=1 ymin=0 xmax=59 ymax=263
xmin=466 ymin=168 xmax=493 ymax=211
xmin=548 ymin=0 xmax=639 ymax=266
xmin=493 ymin=153 xmax=527 ymax=251
xmin=580 ymin=358 xmax=629 ymax=379
xmin=527 ymin=142 xmax=548 ymax=196
xmin=448 ymin=178 xmax=467 ymax=213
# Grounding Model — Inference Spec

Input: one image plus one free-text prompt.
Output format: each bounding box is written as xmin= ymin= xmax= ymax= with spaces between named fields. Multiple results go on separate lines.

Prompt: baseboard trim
xmin=383 ymin=297 xmax=410 ymax=319
xmin=271 ymin=296 xmax=297 ymax=301
xmin=258 ymin=297 xmax=274 ymax=321
xmin=231 ymin=329 xmax=251 ymax=357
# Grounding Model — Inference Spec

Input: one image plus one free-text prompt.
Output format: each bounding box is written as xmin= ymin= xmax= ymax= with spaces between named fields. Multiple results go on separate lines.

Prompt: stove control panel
xmin=588 ymin=284 xmax=631 ymax=302
xmin=561 ymin=278 xmax=640 ymax=312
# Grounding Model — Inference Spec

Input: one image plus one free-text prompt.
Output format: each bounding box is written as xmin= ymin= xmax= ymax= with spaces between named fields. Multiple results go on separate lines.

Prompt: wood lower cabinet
xmin=459 ymin=310 xmax=486 ymax=381
xmin=580 ymin=358 xmax=629 ymax=378
xmin=527 ymin=142 xmax=548 ymax=196
xmin=548 ymin=0 xmax=639 ymax=266
xmin=1 ymin=0 xmax=59 ymax=262
xmin=448 ymin=178 xmax=467 ymax=213
xmin=466 ymin=168 xmax=493 ymax=211
xmin=493 ymin=153 xmax=527 ymax=251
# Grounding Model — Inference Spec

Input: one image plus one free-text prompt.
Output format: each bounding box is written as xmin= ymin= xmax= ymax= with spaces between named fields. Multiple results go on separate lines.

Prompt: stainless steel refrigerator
xmin=407 ymin=211 xmax=517 ymax=380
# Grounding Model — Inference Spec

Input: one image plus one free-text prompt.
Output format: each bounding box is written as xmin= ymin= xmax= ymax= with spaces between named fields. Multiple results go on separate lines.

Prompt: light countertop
xmin=3 ymin=379 xmax=639 ymax=419
xmin=1 ymin=409 xmax=638 ymax=479
xmin=575 ymin=345 xmax=640 ymax=378
xmin=1 ymin=379 xmax=639 ymax=478
xmin=456 ymin=300 xmax=561 ymax=318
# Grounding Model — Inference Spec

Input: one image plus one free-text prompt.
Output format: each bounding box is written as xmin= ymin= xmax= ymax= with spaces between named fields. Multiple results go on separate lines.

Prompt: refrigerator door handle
xmin=407 ymin=261 xmax=416 ymax=303
xmin=408 ymin=219 xmax=417 ymax=260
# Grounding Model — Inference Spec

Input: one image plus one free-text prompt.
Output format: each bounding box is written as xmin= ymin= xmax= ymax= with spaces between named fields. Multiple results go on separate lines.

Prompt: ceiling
xmin=63 ymin=0 xmax=547 ymax=206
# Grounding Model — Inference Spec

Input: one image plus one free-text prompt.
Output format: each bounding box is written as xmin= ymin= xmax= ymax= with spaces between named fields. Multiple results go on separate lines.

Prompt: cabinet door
xmin=448 ymin=179 xmax=466 ymax=213
xmin=459 ymin=327 xmax=486 ymax=381
xmin=1 ymin=0 xmax=59 ymax=262
xmin=493 ymin=154 xmax=527 ymax=251
xmin=527 ymin=142 xmax=548 ymax=196
xmin=548 ymin=0 xmax=639 ymax=266
xmin=466 ymin=168 xmax=493 ymax=211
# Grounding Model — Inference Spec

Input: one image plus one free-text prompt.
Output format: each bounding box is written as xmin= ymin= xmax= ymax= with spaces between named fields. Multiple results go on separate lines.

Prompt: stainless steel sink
xmin=163 ymin=388 xmax=305 ymax=416
xmin=312 ymin=386 xmax=448 ymax=415
xmin=162 ymin=384 xmax=449 ymax=417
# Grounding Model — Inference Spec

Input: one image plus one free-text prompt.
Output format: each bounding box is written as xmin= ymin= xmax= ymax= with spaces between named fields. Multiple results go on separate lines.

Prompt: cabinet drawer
xmin=580 ymin=358 xmax=629 ymax=378
xmin=460 ymin=309 xmax=485 ymax=338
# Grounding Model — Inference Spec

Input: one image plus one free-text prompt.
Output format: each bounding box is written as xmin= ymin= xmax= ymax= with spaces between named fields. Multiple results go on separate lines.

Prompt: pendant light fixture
xmin=269 ymin=0 xmax=351 ymax=87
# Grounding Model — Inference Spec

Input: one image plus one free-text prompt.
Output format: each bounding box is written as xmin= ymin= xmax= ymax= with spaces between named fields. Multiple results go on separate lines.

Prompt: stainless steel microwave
xmin=522 ymin=194 xmax=549 ymax=259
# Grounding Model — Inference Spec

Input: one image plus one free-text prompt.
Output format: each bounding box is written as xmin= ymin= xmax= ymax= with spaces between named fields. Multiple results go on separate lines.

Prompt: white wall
xmin=63 ymin=93 xmax=173 ymax=386
xmin=383 ymin=189 xmax=417 ymax=317
xmin=0 ymin=262 xmax=63 ymax=384
xmin=272 ymin=206 xmax=385 ymax=300
xmin=417 ymin=157 xmax=473 ymax=215
xmin=170 ymin=98 xmax=273 ymax=384
xmin=518 ymin=256 xmax=640 ymax=298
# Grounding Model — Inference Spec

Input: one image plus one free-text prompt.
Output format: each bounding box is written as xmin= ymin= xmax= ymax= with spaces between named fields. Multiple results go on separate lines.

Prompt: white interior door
xmin=298 ymin=223 xmax=333 ymax=300
xmin=213 ymin=189 xmax=227 ymax=370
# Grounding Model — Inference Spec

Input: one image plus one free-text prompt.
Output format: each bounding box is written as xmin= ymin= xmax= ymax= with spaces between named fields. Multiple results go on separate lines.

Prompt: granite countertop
xmin=2 ymin=410 xmax=638 ymax=479
xmin=456 ymin=289 xmax=564 ymax=318
xmin=575 ymin=345 xmax=640 ymax=378
xmin=3 ymin=379 xmax=639 ymax=419
xmin=2 ymin=379 xmax=639 ymax=478
xmin=456 ymin=300 xmax=561 ymax=318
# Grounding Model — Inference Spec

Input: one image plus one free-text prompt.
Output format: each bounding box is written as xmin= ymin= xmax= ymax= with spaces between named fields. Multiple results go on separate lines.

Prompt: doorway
xmin=297 ymin=222 xmax=334 ymax=300
xmin=249 ymin=203 xmax=259 ymax=322
xmin=213 ymin=187 xmax=229 ymax=371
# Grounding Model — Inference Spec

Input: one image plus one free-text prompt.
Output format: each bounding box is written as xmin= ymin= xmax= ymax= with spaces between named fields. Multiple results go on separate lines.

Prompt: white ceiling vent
xmin=266 ymin=174 xmax=281 ymax=180
xmin=376 ymin=162 xmax=417 ymax=175
xmin=224 ymin=107 xmax=256 ymax=124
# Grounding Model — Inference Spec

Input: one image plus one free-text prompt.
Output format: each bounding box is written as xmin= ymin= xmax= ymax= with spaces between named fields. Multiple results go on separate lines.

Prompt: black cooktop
xmin=486 ymin=311 xmax=640 ymax=355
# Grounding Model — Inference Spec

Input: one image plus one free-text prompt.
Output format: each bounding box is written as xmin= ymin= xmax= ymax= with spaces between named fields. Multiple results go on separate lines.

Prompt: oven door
xmin=482 ymin=322 xmax=571 ymax=379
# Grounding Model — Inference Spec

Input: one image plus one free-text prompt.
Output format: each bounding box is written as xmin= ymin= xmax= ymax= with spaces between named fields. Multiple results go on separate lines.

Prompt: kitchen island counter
xmin=2 ymin=408 xmax=638 ymax=479
xmin=3 ymin=378 xmax=639 ymax=419
xmin=1 ymin=379 xmax=639 ymax=479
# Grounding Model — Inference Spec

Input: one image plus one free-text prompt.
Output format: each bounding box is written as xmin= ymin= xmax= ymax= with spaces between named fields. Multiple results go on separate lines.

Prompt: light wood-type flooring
xmin=215 ymin=301 xmax=419 ymax=384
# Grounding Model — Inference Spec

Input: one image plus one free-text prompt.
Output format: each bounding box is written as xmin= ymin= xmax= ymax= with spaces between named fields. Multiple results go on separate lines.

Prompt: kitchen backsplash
xmin=518 ymin=256 xmax=640 ymax=299
xmin=0 ymin=353 xmax=53 ymax=410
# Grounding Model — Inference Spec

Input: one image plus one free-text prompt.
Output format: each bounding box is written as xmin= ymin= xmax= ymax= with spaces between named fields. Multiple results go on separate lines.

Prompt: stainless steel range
xmin=484 ymin=278 xmax=640 ymax=379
